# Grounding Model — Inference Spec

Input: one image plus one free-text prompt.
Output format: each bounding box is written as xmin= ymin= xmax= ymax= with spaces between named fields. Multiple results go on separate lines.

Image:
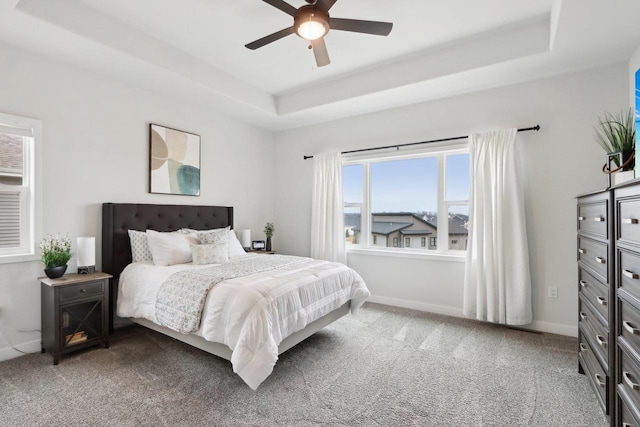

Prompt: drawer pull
xmin=595 ymin=257 xmax=606 ymax=264
xmin=623 ymin=218 xmax=639 ymax=224
xmin=623 ymin=321 xmax=640 ymax=335
xmin=579 ymin=312 xmax=587 ymax=321
xmin=596 ymin=335 xmax=607 ymax=347
xmin=579 ymin=280 xmax=587 ymax=288
xmin=80 ymin=288 xmax=86 ymax=293
xmin=596 ymin=296 xmax=607 ymax=306
xmin=594 ymin=216 xmax=605 ymax=222
xmin=622 ymin=423 xmax=634 ymax=427
xmin=578 ymin=216 xmax=586 ymax=221
xmin=578 ymin=248 xmax=586 ymax=254
xmin=624 ymin=371 xmax=640 ymax=390
xmin=595 ymin=374 xmax=606 ymax=388
xmin=624 ymin=270 xmax=639 ymax=279
xmin=579 ymin=343 xmax=587 ymax=352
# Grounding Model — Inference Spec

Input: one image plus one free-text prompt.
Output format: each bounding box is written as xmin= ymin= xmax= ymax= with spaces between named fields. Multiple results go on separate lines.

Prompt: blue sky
xmin=343 ymin=154 xmax=469 ymax=213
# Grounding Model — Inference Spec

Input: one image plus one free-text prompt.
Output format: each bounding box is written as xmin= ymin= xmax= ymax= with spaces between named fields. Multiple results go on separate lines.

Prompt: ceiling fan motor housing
xmin=294 ymin=5 xmax=330 ymax=40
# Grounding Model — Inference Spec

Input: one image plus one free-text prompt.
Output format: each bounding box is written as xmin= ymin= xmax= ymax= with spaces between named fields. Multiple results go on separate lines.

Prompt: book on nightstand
xmin=65 ymin=331 xmax=87 ymax=345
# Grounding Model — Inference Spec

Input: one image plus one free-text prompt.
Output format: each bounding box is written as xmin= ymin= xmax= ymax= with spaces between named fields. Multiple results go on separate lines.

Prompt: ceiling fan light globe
xmin=297 ymin=20 xmax=327 ymax=40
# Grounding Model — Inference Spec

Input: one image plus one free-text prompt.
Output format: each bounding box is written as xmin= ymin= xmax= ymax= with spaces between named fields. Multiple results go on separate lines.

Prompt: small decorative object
xmin=264 ymin=222 xmax=274 ymax=252
xmin=149 ymin=124 xmax=201 ymax=196
xmin=40 ymin=233 xmax=72 ymax=279
xmin=239 ymin=229 xmax=251 ymax=252
xmin=76 ymin=237 xmax=96 ymax=274
xmin=595 ymin=109 xmax=636 ymax=187
xmin=252 ymin=240 xmax=265 ymax=250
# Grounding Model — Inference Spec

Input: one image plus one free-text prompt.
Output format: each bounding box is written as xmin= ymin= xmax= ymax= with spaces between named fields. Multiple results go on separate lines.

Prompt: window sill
xmin=346 ymin=247 xmax=466 ymax=262
xmin=0 ymin=253 xmax=40 ymax=265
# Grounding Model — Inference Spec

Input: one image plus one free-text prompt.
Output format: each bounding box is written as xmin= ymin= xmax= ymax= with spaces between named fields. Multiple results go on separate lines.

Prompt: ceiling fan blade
xmin=245 ymin=27 xmax=295 ymax=50
xmin=315 ymin=0 xmax=337 ymax=11
xmin=262 ymin=0 xmax=297 ymax=17
xmin=311 ymin=37 xmax=330 ymax=67
xmin=329 ymin=18 xmax=393 ymax=36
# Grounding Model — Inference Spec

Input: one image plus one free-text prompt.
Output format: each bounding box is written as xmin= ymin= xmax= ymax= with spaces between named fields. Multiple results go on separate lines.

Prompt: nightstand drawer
xmin=577 ymin=201 xmax=608 ymax=238
xmin=577 ymin=236 xmax=608 ymax=282
xmin=59 ymin=281 xmax=103 ymax=302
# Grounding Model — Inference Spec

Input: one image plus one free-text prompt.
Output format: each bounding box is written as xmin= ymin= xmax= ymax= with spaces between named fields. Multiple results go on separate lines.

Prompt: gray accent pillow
xmin=128 ymin=230 xmax=153 ymax=262
xmin=180 ymin=227 xmax=229 ymax=245
xmin=190 ymin=242 xmax=229 ymax=265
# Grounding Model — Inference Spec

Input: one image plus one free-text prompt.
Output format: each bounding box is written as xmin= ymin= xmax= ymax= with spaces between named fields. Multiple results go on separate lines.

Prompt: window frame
xmin=0 ymin=112 xmax=42 ymax=264
xmin=343 ymin=142 xmax=468 ymax=259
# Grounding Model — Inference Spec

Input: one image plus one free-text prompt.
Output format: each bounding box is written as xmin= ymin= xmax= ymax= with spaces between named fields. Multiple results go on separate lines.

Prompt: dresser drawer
xmin=577 ymin=237 xmax=608 ymax=282
xmin=621 ymin=391 xmax=640 ymax=427
xmin=579 ymin=297 xmax=608 ymax=370
xmin=59 ymin=281 xmax=104 ymax=302
xmin=620 ymin=345 xmax=640 ymax=415
xmin=620 ymin=249 xmax=640 ymax=300
xmin=577 ymin=201 xmax=608 ymax=238
xmin=578 ymin=267 xmax=609 ymax=322
xmin=619 ymin=197 xmax=640 ymax=246
xmin=578 ymin=334 xmax=608 ymax=413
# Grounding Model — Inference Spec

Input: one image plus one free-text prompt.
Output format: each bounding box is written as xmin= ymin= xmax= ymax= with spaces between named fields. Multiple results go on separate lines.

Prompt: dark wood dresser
xmin=578 ymin=179 xmax=640 ymax=426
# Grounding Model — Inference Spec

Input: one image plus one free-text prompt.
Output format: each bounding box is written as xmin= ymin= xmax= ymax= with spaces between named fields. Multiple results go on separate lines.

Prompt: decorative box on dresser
xmin=615 ymin=181 xmax=640 ymax=427
xmin=577 ymin=189 xmax=615 ymax=424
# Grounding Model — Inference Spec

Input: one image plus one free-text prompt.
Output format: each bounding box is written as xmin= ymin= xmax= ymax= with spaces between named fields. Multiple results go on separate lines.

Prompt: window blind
xmin=0 ymin=189 xmax=21 ymax=248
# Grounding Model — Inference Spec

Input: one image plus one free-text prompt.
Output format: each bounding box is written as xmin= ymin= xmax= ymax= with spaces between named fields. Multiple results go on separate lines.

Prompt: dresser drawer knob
xmin=623 ymin=321 xmax=640 ymax=335
xmin=623 ymin=218 xmax=639 ymax=225
xmin=624 ymin=270 xmax=639 ymax=280
xmin=594 ymin=216 xmax=605 ymax=222
xmin=595 ymin=374 xmax=606 ymax=388
xmin=622 ymin=422 xmax=635 ymax=427
xmin=596 ymin=296 xmax=607 ymax=306
xmin=595 ymin=257 xmax=606 ymax=264
xmin=579 ymin=280 xmax=587 ymax=288
xmin=624 ymin=371 xmax=640 ymax=390
xmin=579 ymin=343 xmax=587 ymax=352
xmin=596 ymin=335 xmax=607 ymax=347
xmin=578 ymin=248 xmax=586 ymax=254
xmin=579 ymin=312 xmax=587 ymax=321
xmin=80 ymin=288 xmax=86 ymax=293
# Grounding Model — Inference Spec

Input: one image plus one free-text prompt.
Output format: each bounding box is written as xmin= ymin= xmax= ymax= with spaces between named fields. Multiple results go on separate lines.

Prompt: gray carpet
xmin=0 ymin=303 xmax=606 ymax=426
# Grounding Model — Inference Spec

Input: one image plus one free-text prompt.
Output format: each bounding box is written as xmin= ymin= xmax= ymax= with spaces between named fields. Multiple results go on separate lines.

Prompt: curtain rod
xmin=302 ymin=125 xmax=540 ymax=160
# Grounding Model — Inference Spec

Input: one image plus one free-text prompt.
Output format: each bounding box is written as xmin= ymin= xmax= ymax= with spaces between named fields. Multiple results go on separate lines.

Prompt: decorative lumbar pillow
xmin=146 ymin=229 xmax=198 ymax=266
xmin=190 ymin=242 xmax=229 ymax=265
xmin=228 ymin=230 xmax=248 ymax=258
xmin=128 ymin=230 xmax=153 ymax=262
xmin=180 ymin=226 xmax=230 ymax=245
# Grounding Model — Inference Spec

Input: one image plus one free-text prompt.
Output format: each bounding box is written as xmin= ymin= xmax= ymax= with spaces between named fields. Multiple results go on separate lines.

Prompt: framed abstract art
xmin=149 ymin=124 xmax=201 ymax=196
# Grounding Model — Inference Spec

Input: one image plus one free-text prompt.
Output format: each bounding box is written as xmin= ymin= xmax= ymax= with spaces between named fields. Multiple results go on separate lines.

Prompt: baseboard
xmin=0 ymin=339 xmax=41 ymax=362
xmin=366 ymin=295 xmax=577 ymax=337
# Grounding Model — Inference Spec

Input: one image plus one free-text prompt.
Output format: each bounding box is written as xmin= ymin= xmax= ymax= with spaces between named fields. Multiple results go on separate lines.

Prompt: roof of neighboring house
xmin=400 ymin=230 xmax=433 ymax=236
xmin=354 ymin=222 xmax=412 ymax=235
xmin=429 ymin=214 xmax=469 ymax=234
xmin=372 ymin=212 xmax=436 ymax=228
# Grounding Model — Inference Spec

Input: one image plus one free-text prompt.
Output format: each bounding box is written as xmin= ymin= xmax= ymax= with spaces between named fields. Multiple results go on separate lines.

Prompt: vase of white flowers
xmin=40 ymin=233 xmax=72 ymax=279
xmin=264 ymin=222 xmax=274 ymax=252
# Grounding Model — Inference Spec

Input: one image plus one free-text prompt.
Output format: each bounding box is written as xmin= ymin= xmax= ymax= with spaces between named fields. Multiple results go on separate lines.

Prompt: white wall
xmin=0 ymin=42 xmax=275 ymax=361
xmin=274 ymin=63 xmax=629 ymax=336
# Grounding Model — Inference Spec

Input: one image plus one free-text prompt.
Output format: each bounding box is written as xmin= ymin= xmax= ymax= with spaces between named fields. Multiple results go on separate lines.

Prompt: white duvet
xmin=117 ymin=254 xmax=370 ymax=389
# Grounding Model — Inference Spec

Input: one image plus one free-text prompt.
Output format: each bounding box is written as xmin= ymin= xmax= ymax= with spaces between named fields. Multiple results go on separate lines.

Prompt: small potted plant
xmin=264 ymin=222 xmax=274 ymax=252
xmin=40 ymin=233 xmax=72 ymax=279
xmin=595 ymin=108 xmax=636 ymax=175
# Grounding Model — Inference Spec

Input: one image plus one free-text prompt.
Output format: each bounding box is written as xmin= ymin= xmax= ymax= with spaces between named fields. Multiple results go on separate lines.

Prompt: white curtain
xmin=463 ymin=129 xmax=532 ymax=325
xmin=310 ymin=152 xmax=346 ymax=263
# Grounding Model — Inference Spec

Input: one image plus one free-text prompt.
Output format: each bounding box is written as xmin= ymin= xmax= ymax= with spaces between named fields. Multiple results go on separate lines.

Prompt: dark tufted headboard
xmin=102 ymin=203 xmax=233 ymax=332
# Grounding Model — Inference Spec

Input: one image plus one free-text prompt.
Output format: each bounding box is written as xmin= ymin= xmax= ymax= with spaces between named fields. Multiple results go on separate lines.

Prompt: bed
xmin=101 ymin=203 xmax=369 ymax=389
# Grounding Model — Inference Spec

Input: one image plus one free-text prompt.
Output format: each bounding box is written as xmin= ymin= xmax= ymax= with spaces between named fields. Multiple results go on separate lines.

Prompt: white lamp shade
xmin=77 ymin=237 xmax=95 ymax=267
xmin=239 ymin=229 xmax=251 ymax=249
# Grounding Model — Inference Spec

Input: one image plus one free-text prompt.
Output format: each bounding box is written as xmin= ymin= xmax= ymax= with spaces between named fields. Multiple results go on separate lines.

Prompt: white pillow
xmin=146 ymin=229 xmax=198 ymax=266
xmin=228 ymin=230 xmax=248 ymax=258
xmin=191 ymin=242 xmax=229 ymax=265
xmin=128 ymin=230 xmax=153 ymax=262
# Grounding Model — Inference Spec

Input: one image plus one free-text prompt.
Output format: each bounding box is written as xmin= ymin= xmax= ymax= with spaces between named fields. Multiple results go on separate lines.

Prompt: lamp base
xmin=78 ymin=266 xmax=95 ymax=274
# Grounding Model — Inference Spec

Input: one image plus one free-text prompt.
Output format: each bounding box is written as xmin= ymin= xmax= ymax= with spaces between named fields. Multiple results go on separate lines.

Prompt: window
xmin=343 ymin=145 xmax=469 ymax=255
xmin=0 ymin=113 xmax=41 ymax=261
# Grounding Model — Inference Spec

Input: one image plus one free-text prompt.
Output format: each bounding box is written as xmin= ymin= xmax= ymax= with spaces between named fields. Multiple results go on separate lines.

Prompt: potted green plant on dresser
xmin=595 ymin=108 xmax=636 ymax=186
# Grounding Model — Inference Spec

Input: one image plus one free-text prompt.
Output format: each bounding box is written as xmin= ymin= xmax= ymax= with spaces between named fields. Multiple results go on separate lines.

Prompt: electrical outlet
xmin=548 ymin=286 xmax=558 ymax=298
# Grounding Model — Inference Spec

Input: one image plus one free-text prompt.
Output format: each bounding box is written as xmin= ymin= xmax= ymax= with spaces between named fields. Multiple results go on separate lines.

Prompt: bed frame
xmin=101 ymin=202 xmax=349 ymax=361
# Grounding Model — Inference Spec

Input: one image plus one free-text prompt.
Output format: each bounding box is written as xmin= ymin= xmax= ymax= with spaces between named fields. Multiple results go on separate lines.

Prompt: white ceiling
xmin=1 ymin=0 xmax=640 ymax=130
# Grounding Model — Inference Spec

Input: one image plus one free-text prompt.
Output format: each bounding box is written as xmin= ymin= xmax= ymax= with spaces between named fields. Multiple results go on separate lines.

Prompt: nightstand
xmin=249 ymin=250 xmax=276 ymax=255
xmin=41 ymin=272 xmax=112 ymax=365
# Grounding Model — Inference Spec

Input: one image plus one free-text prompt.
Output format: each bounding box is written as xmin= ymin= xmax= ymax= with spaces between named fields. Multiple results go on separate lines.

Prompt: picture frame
xmin=252 ymin=240 xmax=266 ymax=250
xmin=149 ymin=123 xmax=201 ymax=196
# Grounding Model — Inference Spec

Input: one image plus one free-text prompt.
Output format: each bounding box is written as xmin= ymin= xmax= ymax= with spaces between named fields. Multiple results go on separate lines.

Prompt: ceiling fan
xmin=245 ymin=0 xmax=393 ymax=67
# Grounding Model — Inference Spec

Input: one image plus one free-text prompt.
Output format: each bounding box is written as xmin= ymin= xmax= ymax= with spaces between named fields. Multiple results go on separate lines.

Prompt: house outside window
xmin=343 ymin=145 xmax=469 ymax=255
xmin=0 ymin=112 xmax=41 ymax=262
